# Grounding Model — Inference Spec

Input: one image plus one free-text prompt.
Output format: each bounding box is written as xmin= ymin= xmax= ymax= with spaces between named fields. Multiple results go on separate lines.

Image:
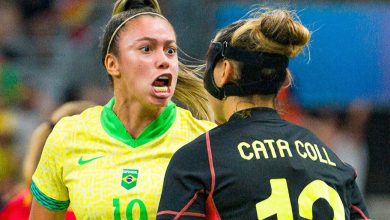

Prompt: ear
xmin=220 ymin=59 xmax=235 ymax=86
xmin=105 ymin=54 xmax=120 ymax=77
xmin=282 ymin=69 xmax=292 ymax=88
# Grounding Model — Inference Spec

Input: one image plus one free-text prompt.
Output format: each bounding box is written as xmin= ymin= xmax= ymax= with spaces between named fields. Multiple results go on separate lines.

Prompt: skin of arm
xmin=30 ymin=199 xmax=66 ymax=220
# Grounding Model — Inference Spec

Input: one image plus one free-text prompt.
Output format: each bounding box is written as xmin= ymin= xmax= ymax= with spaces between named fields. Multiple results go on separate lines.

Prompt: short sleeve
xmin=31 ymin=119 xmax=71 ymax=211
xmin=349 ymin=180 xmax=370 ymax=219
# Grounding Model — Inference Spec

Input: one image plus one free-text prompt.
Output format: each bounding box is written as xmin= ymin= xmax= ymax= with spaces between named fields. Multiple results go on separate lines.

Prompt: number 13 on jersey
xmin=256 ymin=179 xmax=345 ymax=219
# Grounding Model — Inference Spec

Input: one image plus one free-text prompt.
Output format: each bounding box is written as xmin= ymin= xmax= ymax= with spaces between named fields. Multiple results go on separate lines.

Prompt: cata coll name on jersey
xmin=237 ymin=139 xmax=336 ymax=167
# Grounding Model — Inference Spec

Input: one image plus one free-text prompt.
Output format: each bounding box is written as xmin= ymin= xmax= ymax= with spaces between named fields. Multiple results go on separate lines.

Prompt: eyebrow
xmin=135 ymin=37 xmax=176 ymax=45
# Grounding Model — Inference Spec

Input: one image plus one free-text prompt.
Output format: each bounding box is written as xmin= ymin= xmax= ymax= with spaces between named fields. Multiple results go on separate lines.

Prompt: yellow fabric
xmin=32 ymin=105 xmax=215 ymax=219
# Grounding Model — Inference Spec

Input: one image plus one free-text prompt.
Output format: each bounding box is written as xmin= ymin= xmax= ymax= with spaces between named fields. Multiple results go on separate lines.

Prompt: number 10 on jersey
xmin=113 ymin=198 xmax=148 ymax=220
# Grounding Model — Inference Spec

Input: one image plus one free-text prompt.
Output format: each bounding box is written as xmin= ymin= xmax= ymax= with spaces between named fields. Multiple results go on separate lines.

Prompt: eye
xmin=141 ymin=45 xmax=151 ymax=53
xmin=166 ymin=47 xmax=177 ymax=55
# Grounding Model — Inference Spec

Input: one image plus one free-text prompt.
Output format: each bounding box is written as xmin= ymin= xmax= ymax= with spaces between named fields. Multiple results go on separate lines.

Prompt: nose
xmin=156 ymin=50 xmax=170 ymax=69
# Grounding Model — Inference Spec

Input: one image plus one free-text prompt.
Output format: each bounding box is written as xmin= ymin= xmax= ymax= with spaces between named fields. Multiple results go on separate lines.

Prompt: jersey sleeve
xmin=157 ymin=135 xmax=211 ymax=220
xmin=31 ymin=119 xmax=71 ymax=211
xmin=349 ymin=180 xmax=370 ymax=219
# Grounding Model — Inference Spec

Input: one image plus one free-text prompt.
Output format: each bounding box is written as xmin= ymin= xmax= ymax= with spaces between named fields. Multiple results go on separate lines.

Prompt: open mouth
xmin=152 ymin=74 xmax=172 ymax=93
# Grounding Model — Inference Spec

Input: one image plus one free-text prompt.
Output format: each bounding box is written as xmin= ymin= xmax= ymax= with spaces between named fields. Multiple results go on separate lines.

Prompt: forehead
xmin=119 ymin=15 xmax=176 ymax=41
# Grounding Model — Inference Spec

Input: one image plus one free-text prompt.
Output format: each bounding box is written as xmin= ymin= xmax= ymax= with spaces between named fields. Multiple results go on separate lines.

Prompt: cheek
xmin=171 ymin=61 xmax=179 ymax=73
xmin=125 ymin=61 xmax=151 ymax=82
xmin=121 ymin=64 xmax=147 ymax=90
xmin=171 ymin=64 xmax=179 ymax=86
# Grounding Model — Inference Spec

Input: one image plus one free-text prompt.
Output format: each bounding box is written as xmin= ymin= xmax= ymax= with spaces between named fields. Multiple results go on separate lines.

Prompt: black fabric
xmin=204 ymin=42 xmax=225 ymax=99
xmin=203 ymin=42 xmax=289 ymax=100
xmin=158 ymin=108 xmax=370 ymax=219
xmin=222 ymin=42 xmax=289 ymax=69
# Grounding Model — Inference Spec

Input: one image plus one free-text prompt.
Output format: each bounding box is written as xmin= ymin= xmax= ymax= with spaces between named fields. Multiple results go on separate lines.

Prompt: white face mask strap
xmin=106 ymin=12 xmax=167 ymax=56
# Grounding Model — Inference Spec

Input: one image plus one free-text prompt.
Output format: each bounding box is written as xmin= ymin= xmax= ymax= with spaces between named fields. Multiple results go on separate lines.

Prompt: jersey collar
xmin=229 ymin=107 xmax=280 ymax=122
xmin=101 ymin=97 xmax=177 ymax=147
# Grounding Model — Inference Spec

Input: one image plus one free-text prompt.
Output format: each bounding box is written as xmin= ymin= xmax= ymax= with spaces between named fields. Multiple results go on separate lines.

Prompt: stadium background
xmin=0 ymin=0 xmax=389 ymax=218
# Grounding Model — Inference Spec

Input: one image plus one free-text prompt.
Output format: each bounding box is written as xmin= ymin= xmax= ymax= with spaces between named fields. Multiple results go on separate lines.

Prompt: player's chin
xmin=149 ymin=96 xmax=172 ymax=108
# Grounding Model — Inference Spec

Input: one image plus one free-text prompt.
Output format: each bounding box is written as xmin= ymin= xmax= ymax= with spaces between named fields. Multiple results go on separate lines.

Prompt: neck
xmin=223 ymin=95 xmax=275 ymax=121
xmin=113 ymin=98 xmax=163 ymax=139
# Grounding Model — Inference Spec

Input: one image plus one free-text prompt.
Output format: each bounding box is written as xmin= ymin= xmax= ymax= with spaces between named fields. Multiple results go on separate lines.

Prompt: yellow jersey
xmin=31 ymin=98 xmax=215 ymax=219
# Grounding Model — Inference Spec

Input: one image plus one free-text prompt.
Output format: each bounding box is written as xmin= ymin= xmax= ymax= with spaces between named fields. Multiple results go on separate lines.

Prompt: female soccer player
xmin=29 ymin=0 xmax=215 ymax=219
xmin=157 ymin=8 xmax=370 ymax=219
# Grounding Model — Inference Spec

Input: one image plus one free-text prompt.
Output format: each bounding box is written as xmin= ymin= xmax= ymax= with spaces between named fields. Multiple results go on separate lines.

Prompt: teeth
xmin=154 ymin=86 xmax=168 ymax=92
xmin=158 ymin=76 xmax=169 ymax=80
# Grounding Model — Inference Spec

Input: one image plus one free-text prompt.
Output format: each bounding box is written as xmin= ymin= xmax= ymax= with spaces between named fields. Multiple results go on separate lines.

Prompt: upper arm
xmin=31 ymin=121 xmax=71 ymax=210
xmin=30 ymin=198 xmax=66 ymax=220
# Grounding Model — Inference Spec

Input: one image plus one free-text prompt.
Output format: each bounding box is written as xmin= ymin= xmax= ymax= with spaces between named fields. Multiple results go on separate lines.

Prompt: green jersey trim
xmin=30 ymin=181 xmax=70 ymax=211
xmin=101 ymin=97 xmax=177 ymax=147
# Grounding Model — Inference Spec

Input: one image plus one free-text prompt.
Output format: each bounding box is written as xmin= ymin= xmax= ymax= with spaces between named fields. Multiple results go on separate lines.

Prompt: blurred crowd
xmin=0 ymin=0 xmax=381 ymax=213
xmin=0 ymin=0 xmax=113 ymax=206
xmin=278 ymin=90 xmax=371 ymax=193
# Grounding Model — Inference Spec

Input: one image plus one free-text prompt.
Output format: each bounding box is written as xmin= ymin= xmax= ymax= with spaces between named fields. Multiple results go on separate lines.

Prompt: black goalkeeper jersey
xmin=157 ymin=108 xmax=370 ymax=220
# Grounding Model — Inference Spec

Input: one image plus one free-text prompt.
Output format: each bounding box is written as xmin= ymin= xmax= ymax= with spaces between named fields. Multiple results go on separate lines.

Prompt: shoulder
xmin=169 ymin=132 xmax=209 ymax=168
xmin=65 ymin=105 xmax=103 ymax=122
xmin=47 ymin=105 xmax=103 ymax=146
xmin=280 ymin=119 xmax=325 ymax=142
xmin=286 ymin=122 xmax=357 ymax=174
xmin=176 ymin=107 xmax=216 ymax=131
xmin=54 ymin=105 xmax=103 ymax=130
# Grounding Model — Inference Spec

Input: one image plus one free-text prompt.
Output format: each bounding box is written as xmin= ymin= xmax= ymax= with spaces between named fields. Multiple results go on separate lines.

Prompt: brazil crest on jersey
xmin=31 ymin=98 xmax=215 ymax=219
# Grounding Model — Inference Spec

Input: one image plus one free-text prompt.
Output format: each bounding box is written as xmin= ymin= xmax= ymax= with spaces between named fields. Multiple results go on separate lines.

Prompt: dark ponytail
xmin=112 ymin=0 xmax=161 ymax=15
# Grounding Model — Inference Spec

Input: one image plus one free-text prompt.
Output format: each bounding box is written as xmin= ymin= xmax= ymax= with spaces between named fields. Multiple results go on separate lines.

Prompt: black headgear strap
xmin=204 ymin=41 xmax=289 ymax=100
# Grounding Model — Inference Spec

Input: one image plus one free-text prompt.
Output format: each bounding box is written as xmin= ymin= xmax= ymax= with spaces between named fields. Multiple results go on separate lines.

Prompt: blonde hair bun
xmin=232 ymin=9 xmax=310 ymax=58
